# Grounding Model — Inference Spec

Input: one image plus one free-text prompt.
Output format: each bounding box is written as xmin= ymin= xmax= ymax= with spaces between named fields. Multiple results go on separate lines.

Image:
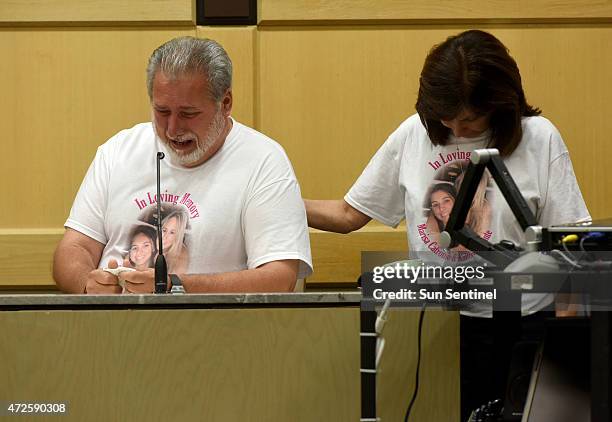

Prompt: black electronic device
xmin=502 ymin=341 xmax=540 ymax=421
xmin=522 ymin=323 xmax=590 ymax=422
xmin=441 ymin=148 xmax=612 ymax=257
xmin=154 ymin=152 xmax=168 ymax=294
xmin=542 ymin=219 xmax=612 ymax=252
xmin=439 ymin=148 xmax=540 ymax=268
xmin=169 ymin=274 xmax=185 ymax=294
xmin=437 ymin=147 xmax=610 ymax=422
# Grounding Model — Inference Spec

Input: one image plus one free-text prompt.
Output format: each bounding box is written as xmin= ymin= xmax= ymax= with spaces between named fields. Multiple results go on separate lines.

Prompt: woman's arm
xmin=304 ymin=199 xmax=371 ymax=234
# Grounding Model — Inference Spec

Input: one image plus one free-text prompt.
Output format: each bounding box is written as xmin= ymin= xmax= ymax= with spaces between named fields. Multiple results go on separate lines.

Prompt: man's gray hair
xmin=146 ymin=36 xmax=232 ymax=102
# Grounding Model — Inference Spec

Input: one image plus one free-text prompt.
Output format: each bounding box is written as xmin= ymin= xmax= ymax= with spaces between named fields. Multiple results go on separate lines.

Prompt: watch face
xmin=170 ymin=285 xmax=186 ymax=294
xmin=169 ymin=274 xmax=185 ymax=294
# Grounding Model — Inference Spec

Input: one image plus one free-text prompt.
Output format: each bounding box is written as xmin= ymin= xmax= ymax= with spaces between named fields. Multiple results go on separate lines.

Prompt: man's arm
xmin=181 ymin=259 xmax=298 ymax=293
xmin=304 ymin=199 xmax=371 ymax=234
xmin=121 ymin=259 xmax=299 ymax=293
xmin=53 ymin=228 xmax=119 ymax=294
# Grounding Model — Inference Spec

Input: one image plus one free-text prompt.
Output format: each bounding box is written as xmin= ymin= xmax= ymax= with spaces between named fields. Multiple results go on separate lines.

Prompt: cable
xmin=553 ymin=234 xmax=583 ymax=269
xmin=376 ymin=299 xmax=391 ymax=334
xmin=404 ymin=303 xmax=426 ymax=422
xmin=579 ymin=231 xmax=605 ymax=253
xmin=375 ymin=299 xmax=391 ymax=372
xmin=561 ymin=234 xmax=578 ymax=253
xmin=551 ymin=249 xmax=583 ymax=269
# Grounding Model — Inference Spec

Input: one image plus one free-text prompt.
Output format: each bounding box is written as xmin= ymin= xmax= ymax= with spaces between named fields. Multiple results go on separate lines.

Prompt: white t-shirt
xmin=66 ymin=119 xmax=313 ymax=280
xmin=346 ymin=114 xmax=590 ymax=315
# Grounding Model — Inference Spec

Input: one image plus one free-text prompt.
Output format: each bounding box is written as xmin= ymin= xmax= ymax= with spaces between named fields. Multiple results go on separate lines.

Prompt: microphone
xmin=154 ymin=152 xmax=168 ymax=294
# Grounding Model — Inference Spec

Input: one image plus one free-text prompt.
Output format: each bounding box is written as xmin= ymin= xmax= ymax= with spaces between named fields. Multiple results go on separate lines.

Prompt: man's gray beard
xmin=164 ymin=111 xmax=226 ymax=167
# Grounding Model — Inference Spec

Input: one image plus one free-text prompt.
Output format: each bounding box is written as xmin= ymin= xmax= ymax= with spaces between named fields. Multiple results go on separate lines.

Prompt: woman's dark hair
xmin=415 ymin=30 xmax=541 ymax=156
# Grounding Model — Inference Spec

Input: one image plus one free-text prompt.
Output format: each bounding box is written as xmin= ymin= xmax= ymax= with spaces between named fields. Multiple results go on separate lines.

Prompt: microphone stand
xmin=154 ymin=152 xmax=168 ymax=294
xmin=439 ymin=148 xmax=541 ymax=267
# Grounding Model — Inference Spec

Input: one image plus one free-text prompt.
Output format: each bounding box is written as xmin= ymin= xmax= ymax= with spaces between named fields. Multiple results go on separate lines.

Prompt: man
xmin=53 ymin=36 xmax=312 ymax=294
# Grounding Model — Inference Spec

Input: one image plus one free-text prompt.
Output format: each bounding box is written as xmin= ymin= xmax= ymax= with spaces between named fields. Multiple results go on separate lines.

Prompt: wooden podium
xmin=0 ymin=293 xmax=458 ymax=421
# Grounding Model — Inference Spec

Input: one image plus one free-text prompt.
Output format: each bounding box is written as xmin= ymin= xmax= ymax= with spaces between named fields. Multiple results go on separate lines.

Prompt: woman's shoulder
xmin=396 ymin=113 xmax=427 ymax=135
xmin=521 ymin=115 xmax=561 ymax=138
xmin=518 ymin=115 xmax=568 ymax=157
xmin=383 ymin=113 xmax=429 ymax=150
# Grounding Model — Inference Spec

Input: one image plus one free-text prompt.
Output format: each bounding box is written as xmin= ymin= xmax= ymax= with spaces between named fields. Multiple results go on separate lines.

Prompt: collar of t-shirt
xmin=448 ymin=129 xmax=491 ymax=146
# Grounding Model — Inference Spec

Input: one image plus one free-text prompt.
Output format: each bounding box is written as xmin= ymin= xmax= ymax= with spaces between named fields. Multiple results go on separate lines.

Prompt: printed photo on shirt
xmin=420 ymin=160 xmax=493 ymax=259
xmin=123 ymin=204 xmax=191 ymax=273
xmin=125 ymin=224 xmax=158 ymax=270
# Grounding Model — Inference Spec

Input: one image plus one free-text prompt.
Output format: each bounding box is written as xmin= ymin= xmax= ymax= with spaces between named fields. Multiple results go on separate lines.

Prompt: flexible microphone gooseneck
xmin=154 ymin=152 xmax=168 ymax=294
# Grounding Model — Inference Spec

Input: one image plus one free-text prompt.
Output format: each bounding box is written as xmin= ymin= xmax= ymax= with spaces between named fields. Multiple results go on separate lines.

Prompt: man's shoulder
xmin=109 ymin=122 xmax=155 ymax=144
xmin=230 ymin=120 xmax=290 ymax=160
xmin=233 ymin=121 xmax=283 ymax=148
xmin=97 ymin=122 xmax=155 ymax=156
xmin=221 ymin=120 xmax=298 ymax=183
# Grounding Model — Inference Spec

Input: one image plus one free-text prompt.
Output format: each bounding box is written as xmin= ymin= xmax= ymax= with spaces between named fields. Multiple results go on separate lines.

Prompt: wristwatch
xmin=169 ymin=274 xmax=186 ymax=294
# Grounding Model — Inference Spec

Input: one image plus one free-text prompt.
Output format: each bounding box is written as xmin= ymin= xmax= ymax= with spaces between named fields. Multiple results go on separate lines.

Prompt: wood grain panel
xmin=379 ymin=309 xmax=460 ymax=422
xmin=258 ymin=26 xmax=425 ymax=200
xmin=196 ymin=26 xmax=256 ymax=127
xmin=0 ymin=308 xmax=358 ymax=421
xmin=309 ymin=223 xmax=408 ymax=283
xmin=0 ymin=307 xmax=459 ymax=420
xmin=260 ymin=0 xmax=612 ymax=23
xmin=0 ymin=230 xmax=62 ymax=287
xmin=0 ymin=0 xmax=193 ymax=24
xmin=258 ymin=26 xmax=612 ymax=220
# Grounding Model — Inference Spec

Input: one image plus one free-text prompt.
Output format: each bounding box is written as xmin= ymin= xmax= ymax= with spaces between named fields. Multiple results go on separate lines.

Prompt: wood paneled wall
xmin=196 ymin=26 xmax=257 ymax=127
xmin=259 ymin=0 xmax=612 ymax=22
xmin=1 ymin=1 xmax=611 ymax=287
xmin=0 ymin=0 xmax=193 ymax=24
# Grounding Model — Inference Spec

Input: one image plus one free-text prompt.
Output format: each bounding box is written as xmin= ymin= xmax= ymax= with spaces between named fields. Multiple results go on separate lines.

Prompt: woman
xmin=161 ymin=209 xmax=190 ymax=274
xmin=305 ymin=30 xmax=589 ymax=419
xmin=126 ymin=225 xmax=158 ymax=270
xmin=427 ymin=183 xmax=457 ymax=233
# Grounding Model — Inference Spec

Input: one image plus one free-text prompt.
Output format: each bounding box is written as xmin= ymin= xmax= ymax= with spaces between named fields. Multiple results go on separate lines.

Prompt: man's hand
xmin=122 ymin=268 xmax=156 ymax=294
xmin=85 ymin=259 xmax=121 ymax=294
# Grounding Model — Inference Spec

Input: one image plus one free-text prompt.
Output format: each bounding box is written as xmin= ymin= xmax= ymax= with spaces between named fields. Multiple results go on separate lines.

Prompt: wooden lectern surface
xmin=0 ymin=293 xmax=459 ymax=421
